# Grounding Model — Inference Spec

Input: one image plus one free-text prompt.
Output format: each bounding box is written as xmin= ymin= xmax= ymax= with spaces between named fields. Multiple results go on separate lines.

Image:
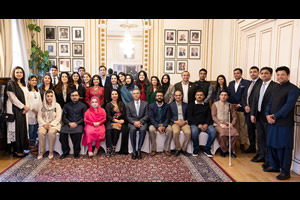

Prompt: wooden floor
xmin=1 ymin=148 xmax=300 ymax=182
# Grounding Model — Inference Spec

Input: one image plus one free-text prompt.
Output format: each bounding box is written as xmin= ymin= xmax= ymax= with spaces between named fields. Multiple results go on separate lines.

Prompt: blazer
xmin=100 ymin=75 xmax=111 ymax=87
xmin=227 ymin=78 xmax=250 ymax=112
xmin=104 ymin=83 xmax=121 ymax=107
xmin=163 ymin=84 xmax=175 ymax=104
xmin=169 ymin=101 xmax=188 ymax=125
xmin=126 ymin=100 xmax=149 ymax=126
xmin=148 ymin=102 xmax=171 ymax=129
xmin=105 ymin=101 xmax=127 ymax=130
xmin=250 ymin=80 xmax=279 ymax=123
xmin=174 ymin=81 xmax=196 ymax=104
xmin=241 ymin=78 xmax=262 ymax=110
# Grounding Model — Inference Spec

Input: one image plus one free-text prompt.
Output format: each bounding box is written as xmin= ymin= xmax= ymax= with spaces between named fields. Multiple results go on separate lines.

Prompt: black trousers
xmin=119 ymin=124 xmax=129 ymax=154
xmin=59 ymin=132 xmax=82 ymax=155
xmin=106 ymin=129 xmax=121 ymax=148
xmin=256 ymin=112 xmax=269 ymax=163
xmin=245 ymin=112 xmax=256 ymax=150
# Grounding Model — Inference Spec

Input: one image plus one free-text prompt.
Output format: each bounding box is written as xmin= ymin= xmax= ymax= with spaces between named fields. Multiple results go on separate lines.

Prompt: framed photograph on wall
xmin=72 ymin=43 xmax=84 ymax=57
xmin=72 ymin=27 xmax=84 ymax=41
xmin=190 ymin=30 xmax=201 ymax=44
xmin=59 ymin=58 xmax=71 ymax=72
xmin=165 ymin=45 xmax=175 ymax=58
xmin=44 ymin=42 xmax=57 ymax=57
xmin=49 ymin=58 xmax=57 ymax=66
xmin=177 ymin=60 xmax=188 ymax=73
xmin=58 ymin=26 xmax=70 ymax=41
xmin=44 ymin=26 xmax=56 ymax=41
xmin=73 ymin=58 xmax=84 ymax=72
xmin=164 ymin=60 xmax=175 ymax=74
xmin=164 ymin=29 xmax=176 ymax=44
xmin=189 ymin=45 xmax=201 ymax=59
xmin=177 ymin=45 xmax=188 ymax=59
xmin=58 ymin=42 xmax=71 ymax=57
xmin=177 ymin=30 xmax=189 ymax=44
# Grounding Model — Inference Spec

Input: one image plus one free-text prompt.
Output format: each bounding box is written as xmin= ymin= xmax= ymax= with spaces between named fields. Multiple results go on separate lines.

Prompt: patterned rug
xmin=0 ymin=152 xmax=235 ymax=182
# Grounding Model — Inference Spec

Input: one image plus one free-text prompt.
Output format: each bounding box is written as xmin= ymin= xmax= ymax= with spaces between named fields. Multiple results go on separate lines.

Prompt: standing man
xmin=265 ymin=66 xmax=299 ymax=180
xmin=148 ymin=91 xmax=173 ymax=156
xmin=188 ymin=90 xmax=217 ymax=157
xmin=78 ymin=67 xmax=85 ymax=81
xmin=227 ymin=68 xmax=250 ymax=152
xmin=241 ymin=66 xmax=262 ymax=153
xmin=250 ymin=67 xmax=279 ymax=167
xmin=126 ymin=88 xmax=149 ymax=160
xmin=174 ymin=71 xmax=196 ymax=104
xmin=99 ymin=65 xmax=111 ymax=87
xmin=49 ymin=65 xmax=59 ymax=86
xmin=194 ymin=68 xmax=213 ymax=103
xmin=59 ymin=89 xmax=87 ymax=159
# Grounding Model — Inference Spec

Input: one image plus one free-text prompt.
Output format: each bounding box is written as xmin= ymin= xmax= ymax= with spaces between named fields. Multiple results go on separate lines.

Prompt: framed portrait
xmin=165 ymin=45 xmax=175 ymax=58
xmin=190 ymin=30 xmax=202 ymax=44
xmin=189 ymin=45 xmax=201 ymax=59
xmin=72 ymin=43 xmax=84 ymax=57
xmin=58 ymin=42 xmax=71 ymax=57
xmin=164 ymin=60 xmax=175 ymax=74
xmin=58 ymin=26 xmax=70 ymax=41
xmin=164 ymin=29 xmax=176 ymax=44
xmin=44 ymin=26 xmax=56 ymax=41
xmin=73 ymin=58 xmax=84 ymax=72
xmin=177 ymin=45 xmax=188 ymax=59
xmin=44 ymin=42 xmax=57 ymax=57
xmin=177 ymin=60 xmax=188 ymax=73
xmin=72 ymin=27 xmax=84 ymax=41
xmin=49 ymin=58 xmax=57 ymax=66
xmin=59 ymin=58 xmax=71 ymax=72
xmin=177 ymin=30 xmax=189 ymax=44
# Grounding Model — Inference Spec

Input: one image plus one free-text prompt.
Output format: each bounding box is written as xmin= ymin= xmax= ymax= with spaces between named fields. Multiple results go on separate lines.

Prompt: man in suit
xmin=170 ymin=90 xmax=191 ymax=157
xmin=227 ymin=68 xmax=251 ymax=151
xmin=241 ymin=66 xmax=262 ymax=153
xmin=49 ymin=65 xmax=59 ymax=86
xmin=99 ymin=65 xmax=111 ymax=87
xmin=250 ymin=67 xmax=279 ymax=167
xmin=194 ymin=68 xmax=213 ymax=104
xmin=126 ymin=88 xmax=149 ymax=160
xmin=148 ymin=90 xmax=172 ymax=156
xmin=174 ymin=71 xmax=196 ymax=104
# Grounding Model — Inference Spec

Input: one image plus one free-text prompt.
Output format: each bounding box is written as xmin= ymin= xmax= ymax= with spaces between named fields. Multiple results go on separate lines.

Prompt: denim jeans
xmin=29 ymin=123 xmax=38 ymax=142
xmin=191 ymin=124 xmax=216 ymax=151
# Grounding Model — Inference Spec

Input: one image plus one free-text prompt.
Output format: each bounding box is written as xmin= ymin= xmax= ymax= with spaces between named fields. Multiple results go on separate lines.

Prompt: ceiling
xmin=107 ymin=19 xmax=143 ymax=36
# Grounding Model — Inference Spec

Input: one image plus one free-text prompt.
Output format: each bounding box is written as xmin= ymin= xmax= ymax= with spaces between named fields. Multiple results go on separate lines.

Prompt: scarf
xmin=86 ymin=96 xmax=105 ymax=122
xmin=41 ymin=90 xmax=57 ymax=123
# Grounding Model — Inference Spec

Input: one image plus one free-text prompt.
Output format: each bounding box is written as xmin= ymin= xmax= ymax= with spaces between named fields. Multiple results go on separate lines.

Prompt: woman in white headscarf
xmin=37 ymin=89 xmax=62 ymax=159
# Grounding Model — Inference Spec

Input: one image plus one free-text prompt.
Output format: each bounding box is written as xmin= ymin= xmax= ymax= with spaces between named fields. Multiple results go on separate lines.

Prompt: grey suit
xmin=126 ymin=100 xmax=149 ymax=153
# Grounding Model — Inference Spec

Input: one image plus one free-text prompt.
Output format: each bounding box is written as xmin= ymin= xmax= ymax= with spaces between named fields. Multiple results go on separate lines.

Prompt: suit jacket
xmin=241 ymin=78 xmax=262 ymax=110
xmin=126 ymin=100 xmax=148 ymax=126
xmin=104 ymin=83 xmax=121 ymax=107
xmin=174 ymin=81 xmax=196 ymax=104
xmin=100 ymin=75 xmax=111 ymax=87
xmin=250 ymin=80 xmax=279 ymax=123
xmin=148 ymin=102 xmax=171 ymax=129
xmin=227 ymin=78 xmax=251 ymax=112
xmin=169 ymin=101 xmax=188 ymax=125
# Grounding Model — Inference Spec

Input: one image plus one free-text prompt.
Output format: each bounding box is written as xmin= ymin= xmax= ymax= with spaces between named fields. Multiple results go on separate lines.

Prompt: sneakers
xmin=192 ymin=150 xmax=199 ymax=157
xmin=203 ymin=149 xmax=213 ymax=158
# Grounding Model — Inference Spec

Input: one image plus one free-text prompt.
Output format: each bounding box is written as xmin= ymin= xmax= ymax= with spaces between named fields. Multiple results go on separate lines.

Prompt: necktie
xmin=258 ymin=82 xmax=266 ymax=112
xmin=53 ymin=77 xmax=56 ymax=85
xmin=136 ymin=101 xmax=139 ymax=117
xmin=247 ymin=80 xmax=255 ymax=105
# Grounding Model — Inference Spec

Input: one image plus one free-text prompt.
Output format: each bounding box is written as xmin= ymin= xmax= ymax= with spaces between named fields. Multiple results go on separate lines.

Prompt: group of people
xmin=3 ymin=64 xmax=299 ymax=180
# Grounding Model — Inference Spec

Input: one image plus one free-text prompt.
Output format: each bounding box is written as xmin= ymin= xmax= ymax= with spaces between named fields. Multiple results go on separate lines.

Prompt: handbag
xmin=3 ymin=113 xmax=15 ymax=122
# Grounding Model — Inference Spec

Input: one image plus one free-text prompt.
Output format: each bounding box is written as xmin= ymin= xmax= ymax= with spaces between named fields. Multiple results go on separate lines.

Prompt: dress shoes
xmin=182 ymin=151 xmax=190 ymax=157
xmin=74 ymin=153 xmax=80 ymax=159
xmin=174 ymin=150 xmax=180 ymax=157
xmin=60 ymin=152 xmax=69 ymax=159
xmin=230 ymin=152 xmax=237 ymax=158
xmin=137 ymin=151 xmax=142 ymax=160
xmin=263 ymin=166 xmax=280 ymax=173
xmin=251 ymin=156 xmax=265 ymax=162
xmin=220 ymin=151 xmax=227 ymax=157
xmin=131 ymin=152 xmax=137 ymax=160
xmin=276 ymin=173 xmax=290 ymax=180
xmin=244 ymin=147 xmax=256 ymax=154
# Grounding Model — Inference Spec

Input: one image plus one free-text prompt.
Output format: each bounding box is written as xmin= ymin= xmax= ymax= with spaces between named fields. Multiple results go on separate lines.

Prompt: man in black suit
xmin=227 ymin=68 xmax=250 ymax=151
xmin=250 ymin=67 xmax=279 ymax=167
xmin=126 ymin=88 xmax=149 ymax=160
xmin=241 ymin=66 xmax=262 ymax=153
xmin=99 ymin=65 xmax=111 ymax=87
xmin=174 ymin=71 xmax=196 ymax=104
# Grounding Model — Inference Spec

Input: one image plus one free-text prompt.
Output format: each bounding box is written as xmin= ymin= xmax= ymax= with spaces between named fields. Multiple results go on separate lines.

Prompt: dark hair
xmin=156 ymin=89 xmax=164 ymax=96
xmin=45 ymin=89 xmax=54 ymax=96
xmin=174 ymin=90 xmax=183 ymax=95
xmin=118 ymin=72 xmax=126 ymax=85
xmin=71 ymin=71 xmax=82 ymax=85
xmin=50 ymin=65 xmax=58 ymax=70
xmin=108 ymin=68 xmax=113 ymax=75
xmin=250 ymin=66 xmax=259 ymax=71
xmin=136 ymin=70 xmax=150 ymax=92
xmin=111 ymin=88 xmax=124 ymax=112
xmin=195 ymin=89 xmax=205 ymax=97
xmin=260 ymin=66 xmax=273 ymax=74
xmin=11 ymin=66 xmax=26 ymax=86
xmin=215 ymin=74 xmax=228 ymax=92
xmin=219 ymin=90 xmax=229 ymax=96
xmin=77 ymin=67 xmax=85 ymax=72
xmin=110 ymin=74 xmax=119 ymax=84
xmin=99 ymin=65 xmax=107 ymax=71
xmin=27 ymin=74 xmax=38 ymax=92
xmin=39 ymin=72 xmax=53 ymax=92
xmin=276 ymin=66 xmax=290 ymax=75
xmin=90 ymin=74 xmax=102 ymax=87
xmin=54 ymin=72 xmax=73 ymax=94
xmin=199 ymin=68 xmax=207 ymax=74
xmin=149 ymin=76 xmax=162 ymax=95
xmin=234 ymin=68 xmax=243 ymax=74
xmin=70 ymin=89 xmax=79 ymax=95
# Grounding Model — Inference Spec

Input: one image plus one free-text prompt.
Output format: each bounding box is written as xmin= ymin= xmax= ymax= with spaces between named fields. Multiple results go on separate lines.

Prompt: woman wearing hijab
xmin=161 ymin=74 xmax=175 ymax=104
xmin=120 ymin=74 xmax=138 ymax=106
xmin=82 ymin=96 xmax=106 ymax=157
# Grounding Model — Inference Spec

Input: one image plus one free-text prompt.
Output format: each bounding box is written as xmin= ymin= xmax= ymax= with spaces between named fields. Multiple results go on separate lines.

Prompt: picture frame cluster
xmin=44 ymin=26 xmax=85 ymax=73
xmin=164 ymin=29 xmax=201 ymax=74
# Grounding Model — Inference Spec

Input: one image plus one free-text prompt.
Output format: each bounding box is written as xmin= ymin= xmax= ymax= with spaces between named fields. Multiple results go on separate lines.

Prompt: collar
xmin=156 ymin=101 xmax=164 ymax=107
xmin=263 ymin=79 xmax=272 ymax=85
xmin=195 ymin=100 xmax=204 ymax=105
xmin=235 ymin=78 xmax=242 ymax=84
xmin=134 ymin=99 xmax=141 ymax=104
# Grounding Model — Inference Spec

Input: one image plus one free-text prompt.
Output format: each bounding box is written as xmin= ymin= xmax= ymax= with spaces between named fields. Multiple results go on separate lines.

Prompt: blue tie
xmin=258 ymin=83 xmax=266 ymax=112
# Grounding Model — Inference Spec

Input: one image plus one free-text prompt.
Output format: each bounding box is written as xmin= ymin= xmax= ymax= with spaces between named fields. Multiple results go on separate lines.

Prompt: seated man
xmin=148 ymin=90 xmax=173 ymax=156
xmin=169 ymin=90 xmax=191 ymax=157
xmin=59 ymin=89 xmax=87 ymax=159
xmin=187 ymin=90 xmax=217 ymax=157
xmin=126 ymin=88 xmax=149 ymax=160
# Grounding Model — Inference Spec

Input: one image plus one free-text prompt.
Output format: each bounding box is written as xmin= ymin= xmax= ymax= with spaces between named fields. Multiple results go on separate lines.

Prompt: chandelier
xmin=120 ymin=23 xmax=138 ymax=58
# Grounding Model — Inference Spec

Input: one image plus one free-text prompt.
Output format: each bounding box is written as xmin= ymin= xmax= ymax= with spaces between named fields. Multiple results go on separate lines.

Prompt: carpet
xmin=0 ymin=152 xmax=235 ymax=182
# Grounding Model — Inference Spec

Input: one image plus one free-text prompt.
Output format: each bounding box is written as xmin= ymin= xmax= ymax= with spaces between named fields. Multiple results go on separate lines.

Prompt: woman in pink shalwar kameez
xmin=82 ymin=96 xmax=106 ymax=157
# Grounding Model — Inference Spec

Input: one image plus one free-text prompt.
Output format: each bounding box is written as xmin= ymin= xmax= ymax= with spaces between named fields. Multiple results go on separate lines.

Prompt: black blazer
xmin=227 ymin=78 xmax=250 ymax=112
xmin=105 ymin=102 xmax=127 ymax=130
xmin=100 ymin=76 xmax=111 ymax=87
xmin=104 ymin=83 xmax=121 ymax=107
xmin=174 ymin=81 xmax=196 ymax=104
xmin=169 ymin=101 xmax=188 ymax=125
xmin=241 ymin=78 xmax=262 ymax=110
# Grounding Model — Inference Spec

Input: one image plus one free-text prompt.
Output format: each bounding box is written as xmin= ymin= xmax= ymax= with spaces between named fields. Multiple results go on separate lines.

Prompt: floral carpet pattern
xmin=0 ymin=152 xmax=234 ymax=182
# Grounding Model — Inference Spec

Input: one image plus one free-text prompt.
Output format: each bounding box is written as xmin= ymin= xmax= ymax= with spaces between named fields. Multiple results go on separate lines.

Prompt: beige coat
xmin=164 ymin=84 xmax=175 ymax=104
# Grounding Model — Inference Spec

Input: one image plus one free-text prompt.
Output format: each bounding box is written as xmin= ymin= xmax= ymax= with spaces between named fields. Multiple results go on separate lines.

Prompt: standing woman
xmin=212 ymin=74 xmax=228 ymax=103
xmin=120 ymin=74 xmax=138 ymax=106
xmin=82 ymin=72 xmax=92 ymax=90
xmin=6 ymin=66 xmax=30 ymax=157
xmin=118 ymin=72 xmax=126 ymax=86
xmin=161 ymin=74 xmax=175 ymax=104
xmin=135 ymin=70 xmax=150 ymax=102
xmin=53 ymin=72 xmax=73 ymax=109
xmin=39 ymin=72 xmax=53 ymax=101
xmin=85 ymin=74 xmax=105 ymax=108
xmin=146 ymin=76 xmax=161 ymax=104
xmin=71 ymin=72 xmax=86 ymax=104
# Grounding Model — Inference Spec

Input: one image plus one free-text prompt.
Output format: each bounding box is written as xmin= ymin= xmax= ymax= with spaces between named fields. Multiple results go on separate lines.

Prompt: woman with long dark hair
xmin=53 ymin=72 xmax=73 ymax=109
xmin=212 ymin=74 xmax=228 ymax=103
xmin=71 ymin=71 xmax=86 ymax=104
xmin=39 ymin=72 xmax=53 ymax=101
xmin=135 ymin=70 xmax=150 ymax=101
xmin=85 ymin=74 xmax=105 ymax=108
xmin=146 ymin=76 xmax=161 ymax=104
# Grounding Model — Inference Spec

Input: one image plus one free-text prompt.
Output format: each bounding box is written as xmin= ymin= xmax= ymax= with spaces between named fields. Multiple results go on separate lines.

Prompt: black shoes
xmin=137 ymin=152 xmax=142 ymax=160
xmin=74 ymin=153 xmax=80 ymax=159
xmin=220 ymin=151 xmax=227 ymax=157
xmin=60 ymin=152 xmax=69 ymax=159
xmin=244 ymin=147 xmax=256 ymax=154
xmin=276 ymin=173 xmax=290 ymax=180
xmin=263 ymin=166 xmax=280 ymax=173
xmin=131 ymin=151 xmax=142 ymax=160
xmin=203 ymin=149 xmax=213 ymax=158
xmin=251 ymin=155 xmax=265 ymax=162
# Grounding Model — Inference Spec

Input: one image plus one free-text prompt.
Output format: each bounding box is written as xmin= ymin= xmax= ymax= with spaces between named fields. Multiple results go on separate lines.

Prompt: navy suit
xmin=148 ymin=102 xmax=171 ymax=129
xmin=227 ymin=79 xmax=251 ymax=112
xmin=169 ymin=101 xmax=188 ymax=125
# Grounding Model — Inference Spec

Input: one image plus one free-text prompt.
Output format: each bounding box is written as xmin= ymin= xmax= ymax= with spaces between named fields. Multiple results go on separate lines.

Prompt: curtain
xmin=0 ymin=19 xmax=13 ymax=78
